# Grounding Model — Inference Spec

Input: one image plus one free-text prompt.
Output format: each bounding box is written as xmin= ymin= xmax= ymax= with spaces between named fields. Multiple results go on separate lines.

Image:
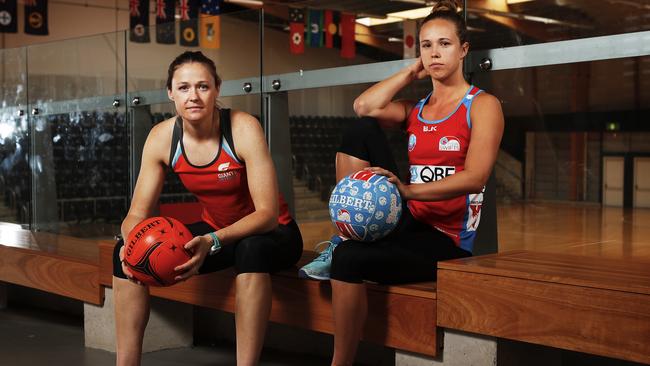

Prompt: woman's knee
xmin=330 ymin=243 xmax=367 ymax=282
xmin=343 ymin=117 xmax=381 ymax=142
xmin=112 ymin=239 xmax=128 ymax=279
xmin=234 ymin=236 xmax=274 ymax=273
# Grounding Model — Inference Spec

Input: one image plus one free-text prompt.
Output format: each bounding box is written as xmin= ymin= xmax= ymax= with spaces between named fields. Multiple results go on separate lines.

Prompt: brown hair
xmin=421 ymin=0 xmax=467 ymax=44
xmin=166 ymin=51 xmax=222 ymax=91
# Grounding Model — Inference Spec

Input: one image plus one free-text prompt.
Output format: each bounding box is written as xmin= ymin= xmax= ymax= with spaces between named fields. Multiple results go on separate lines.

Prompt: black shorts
xmin=330 ymin=207 xmax=471 ymax=284
xmin=113 ymin=220 xmax=303 ymax=279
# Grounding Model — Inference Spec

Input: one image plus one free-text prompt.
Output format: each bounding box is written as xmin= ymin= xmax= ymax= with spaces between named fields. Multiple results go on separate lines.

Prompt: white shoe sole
xmin=298 ymin=269 xmax=330 ymax=281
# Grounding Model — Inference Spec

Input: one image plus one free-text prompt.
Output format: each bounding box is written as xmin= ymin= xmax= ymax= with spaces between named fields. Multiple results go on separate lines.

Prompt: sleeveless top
xmin=405 ymin=86 xmax=484 ymax=253
xmin=169 ymin=108 xmax=293 ymax=230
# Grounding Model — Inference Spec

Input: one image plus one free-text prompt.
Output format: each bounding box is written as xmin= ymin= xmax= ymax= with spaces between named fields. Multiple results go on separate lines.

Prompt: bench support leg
xmin=395 ymin=329 xmax=496 ymax=366
xmin=0 ymin=282 xmax=7 ymax=309
xmin=84 ymin=288 xmax=193 ymax=353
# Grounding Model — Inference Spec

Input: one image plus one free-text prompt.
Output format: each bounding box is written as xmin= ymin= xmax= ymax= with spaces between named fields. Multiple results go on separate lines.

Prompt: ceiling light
xmin=506 ymin=0 xmax=534 ymax=4
xmin=356 ymin=6 xmax=433 ymax=26
xmin=226 ymin=0 xmax=263 ymax=6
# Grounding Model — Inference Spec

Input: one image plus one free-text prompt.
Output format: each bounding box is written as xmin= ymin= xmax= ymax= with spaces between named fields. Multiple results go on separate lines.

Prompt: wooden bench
xmin=436 ymin=250 xmax=650 ymax=365
xmin=97 ymin=241 xmax=439 ymax=357
xmin=0 ymin=227 xmax=103 ymax=305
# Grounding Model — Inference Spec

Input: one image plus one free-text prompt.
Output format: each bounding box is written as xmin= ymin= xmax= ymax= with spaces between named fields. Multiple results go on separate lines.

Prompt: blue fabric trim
xmin=222 ymin=136 xmax=241 ymax=164
xmin=171 ymin=141 xmax=182 ymax=169
xmin=465 ymin=89 xmax=483 ymax=129
xmin=417 ymin=85 xmax=474 ymax=125
xmin=459 ymin=194 xmax=474 ymax=253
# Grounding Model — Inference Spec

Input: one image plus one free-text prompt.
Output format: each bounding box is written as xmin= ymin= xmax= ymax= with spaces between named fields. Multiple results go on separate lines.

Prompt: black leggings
xmin=113 ymin=220 xmax=303 ymax=278
xmin=330 ymin=117 xmax=471 ymax=284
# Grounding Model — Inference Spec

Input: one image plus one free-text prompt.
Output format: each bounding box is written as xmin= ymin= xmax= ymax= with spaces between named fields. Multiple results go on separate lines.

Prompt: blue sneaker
xmin=298 ymin=236 xmax=343 ymax=280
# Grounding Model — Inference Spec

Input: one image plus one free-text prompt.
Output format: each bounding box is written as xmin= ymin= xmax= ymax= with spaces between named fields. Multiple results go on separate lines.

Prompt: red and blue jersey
xmin=405 ymin=86 xmax=484 ymax=253
xmin=169 ymin=109 xmax=293 ymax=230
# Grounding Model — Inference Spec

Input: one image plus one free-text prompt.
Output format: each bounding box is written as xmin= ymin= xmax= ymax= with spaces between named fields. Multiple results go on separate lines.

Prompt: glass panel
xmin=467 ymin=0 xmax=650 ymax=50
xmin=471 ymin=55 xmax=650 ymax=258
xmin=0 ymin=47 xmax=30 ymax=226
xmin=27 ymin=31 xmax=127 ymax=238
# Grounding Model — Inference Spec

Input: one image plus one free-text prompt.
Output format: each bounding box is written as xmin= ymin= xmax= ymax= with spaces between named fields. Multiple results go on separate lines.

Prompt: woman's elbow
xmin=469 ymin=176 xmax=489 ymax=193
xmin=353 ymin=98 xmax=368 ymax=117
xmin=261 ymin=210 xmax=278 ymax=232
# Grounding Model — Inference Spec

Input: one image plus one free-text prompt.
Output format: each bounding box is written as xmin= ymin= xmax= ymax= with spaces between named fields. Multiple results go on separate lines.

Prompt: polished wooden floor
xmin=497 ymin=202 xmax=650 ymax=261
xmin=299 ymin=202 xmax=650 ymax=262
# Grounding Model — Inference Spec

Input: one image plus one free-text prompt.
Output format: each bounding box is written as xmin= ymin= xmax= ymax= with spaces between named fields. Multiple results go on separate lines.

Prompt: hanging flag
xmin=403 ymin=19 xmax=417 ymax=59
xmin=156 ymin=0 xmax=175 ymax=44
xmin=324 ymin=10 xmax=340 ymax=49
xmin=129 ymin=0 xmax=149 ymax=43
xmin=340 ymin=13 xmax=356 ymax=59
xmin=0 ymin=0 xmax=17 ymax=33
xmin=180 ymin=0 xmax=199 ymax=47
xmin=288 ymin=8 xmax=304 ymax=54
xmin=200 ymin=0 xmax=221 ymax=49
xmin=24 ymin=0 xmax=48 ymax=35
xmin=306 ymin=9 xmax=323 ymax=47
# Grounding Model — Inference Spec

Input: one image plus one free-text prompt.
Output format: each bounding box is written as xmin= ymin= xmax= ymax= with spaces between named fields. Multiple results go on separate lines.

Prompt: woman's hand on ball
xmin=173 ymin=236 xmax=210 ymax=281
xmin=365 ymin=167 xmax=412 ymax=200
xmin=119 ymin=246 xmax=144 ymax=286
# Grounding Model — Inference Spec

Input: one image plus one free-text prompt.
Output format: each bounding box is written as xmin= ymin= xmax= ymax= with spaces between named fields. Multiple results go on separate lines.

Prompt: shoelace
xmin=312 ymin=241 xmax=336 ymax=262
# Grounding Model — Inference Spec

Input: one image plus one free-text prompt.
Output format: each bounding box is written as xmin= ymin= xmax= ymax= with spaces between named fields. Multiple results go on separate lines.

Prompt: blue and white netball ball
xmin=328 ymin=170 xmax=402 ymax=242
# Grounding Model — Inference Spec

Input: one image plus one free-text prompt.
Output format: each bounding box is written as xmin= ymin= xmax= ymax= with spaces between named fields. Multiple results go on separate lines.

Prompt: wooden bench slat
xmin=98 ymin=241 xmax=438 ymax=356
xmin=0 ymin=227 xmax=101 ymax=264
xmin=0 ymin=244 xmax=102 ymax=304
xmin=438 ymin=250 xmax=650 ymax=295
xmin=437 ymin=250 xmax=650 ymax=365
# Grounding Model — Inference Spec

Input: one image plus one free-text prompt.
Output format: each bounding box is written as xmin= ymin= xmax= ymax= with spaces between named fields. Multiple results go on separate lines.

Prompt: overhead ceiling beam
xmin=469 ymin=0 xmax=575 ymax=42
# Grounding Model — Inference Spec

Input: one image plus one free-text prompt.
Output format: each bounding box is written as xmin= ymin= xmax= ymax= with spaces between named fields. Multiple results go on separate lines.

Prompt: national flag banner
xmin=24 ymin=0 xmax=48 ymax=35
xmin=340 ymin=12 xmax=356 ymax=58
xmin=200 ymin=0 xmax=222 ymax=49
xmin=156 ymin=0 xmax=175 ymax=44
xmin=0 ymin=0 xmax=18 ymax=33
xmin=403 ymin=19 xmax=417 ymax=59
xmin=180 ymin=0 xmax=200 ymax=47
xmin=129 ymin=0 xmax=149 ymax=43
xmin=306 ymin=9 xmax=323 ymax=47
xmin=288 ymin=7 xmax=304 ymax=54
xmin=324 ymin=9 xmax=340 ymax=49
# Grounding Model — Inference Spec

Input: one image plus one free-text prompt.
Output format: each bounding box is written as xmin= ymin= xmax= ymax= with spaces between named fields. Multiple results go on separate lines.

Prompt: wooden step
xmin=295 ymin=209 xmax=331 ymax=223
xmin=294 ymin=197 xmax=328 ymax=211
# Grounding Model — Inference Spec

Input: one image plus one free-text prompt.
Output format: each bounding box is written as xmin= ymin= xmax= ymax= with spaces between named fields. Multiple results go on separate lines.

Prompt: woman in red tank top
xmin=112 ymin=51 xmax=302 ymax=366
xmin=305 ymin=1 xmax=504 ymax=365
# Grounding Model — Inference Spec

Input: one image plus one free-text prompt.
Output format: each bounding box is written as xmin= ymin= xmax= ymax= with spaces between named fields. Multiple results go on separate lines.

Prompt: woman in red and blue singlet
xmin=308 ymin=1 xmax=504 ymax=364
xmin=112 ymin=51 xmax=302 ymax=366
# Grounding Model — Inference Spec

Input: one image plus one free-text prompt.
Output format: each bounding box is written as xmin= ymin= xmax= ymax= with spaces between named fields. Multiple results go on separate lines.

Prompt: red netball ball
xmin=124 ymin=216 xmax=193 ymax=286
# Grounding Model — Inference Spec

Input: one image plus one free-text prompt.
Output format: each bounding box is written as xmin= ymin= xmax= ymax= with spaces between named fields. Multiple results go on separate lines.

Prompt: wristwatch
xmin=207 ymin=232 xmax=221 ymax=255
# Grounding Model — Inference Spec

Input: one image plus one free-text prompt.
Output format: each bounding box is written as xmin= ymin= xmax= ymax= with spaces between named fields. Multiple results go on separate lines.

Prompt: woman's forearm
xmin=353 ymin=68 xmax=415 ymax=116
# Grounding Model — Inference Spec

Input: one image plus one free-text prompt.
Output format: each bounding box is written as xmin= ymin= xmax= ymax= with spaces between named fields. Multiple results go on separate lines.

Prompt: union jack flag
xmin=180 ymin=0 xmax=190 ymax=20
xmin=129 ymin=0 xmax=140 ymax=17
xmin=156 ymin=0 xmax=166 ymax=19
